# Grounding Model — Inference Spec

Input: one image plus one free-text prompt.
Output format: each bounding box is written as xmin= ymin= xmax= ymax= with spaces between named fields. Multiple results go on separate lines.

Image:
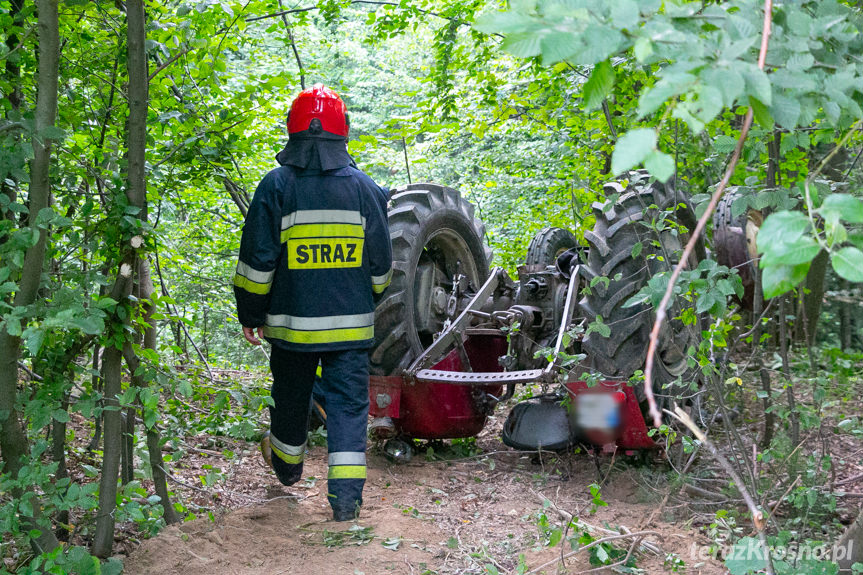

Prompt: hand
xmin=243 ymin=326 xmax=265 ymax=346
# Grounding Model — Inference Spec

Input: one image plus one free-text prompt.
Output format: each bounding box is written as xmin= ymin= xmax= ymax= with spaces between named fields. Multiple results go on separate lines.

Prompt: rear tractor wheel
xmin=713 ymin=189 xmax=763 ymax=311
xmin=581 ymin=171 xmax=702 ymax=413
xmin=370 ymin=184 xmax=493 ymax=376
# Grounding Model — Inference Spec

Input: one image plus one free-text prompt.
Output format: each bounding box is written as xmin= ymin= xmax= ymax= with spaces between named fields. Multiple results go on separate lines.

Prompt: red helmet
xmin=287 ymin=83 xmax=349 ymax=137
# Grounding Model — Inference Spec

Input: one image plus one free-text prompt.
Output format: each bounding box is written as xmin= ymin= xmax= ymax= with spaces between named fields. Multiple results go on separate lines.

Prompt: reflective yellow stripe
xmin=372 ymin=279 xmax=391 ymax=294
xmin=328 ymin=466 xmax=367 ymax=479
xmin=233 ymin=274 xmax=272 ymax=295
xmin=371 ymin=269 xmax=392 ymax=294
xmin=273 ymin=448 xmax=304 ymax=464
xmin=280 ymin=223 xmax=365 ymax=244
xmin=263 ymin=325 xmax=374 ymax=345
xmin=270 ymin=435 xmax=305 ymax=465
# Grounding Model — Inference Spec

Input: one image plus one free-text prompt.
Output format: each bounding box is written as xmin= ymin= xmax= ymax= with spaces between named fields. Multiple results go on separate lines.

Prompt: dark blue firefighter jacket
xmin=233 ymin=165 xmax=392 ymax=352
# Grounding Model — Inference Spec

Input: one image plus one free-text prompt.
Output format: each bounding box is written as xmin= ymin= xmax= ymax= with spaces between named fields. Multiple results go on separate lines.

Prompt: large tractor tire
xmin=713 ymin=189 xmax=762 ymax=310
xmin=581 ymin=171 xmax=701 ymax=409
xmin=370 ymin=184 xmax=493 ymax=375
xmin=525 ymin=227 xmax=578 ymax=267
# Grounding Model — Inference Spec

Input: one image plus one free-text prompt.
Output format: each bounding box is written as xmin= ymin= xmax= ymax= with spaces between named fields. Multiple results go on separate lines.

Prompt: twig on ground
xmin=573 ymin=535 xmax=644 ymax=575
xmin=769 ymin=475 xmax=800 ymax=520
xmin=532 ymin=490 xmax=662 ymax=556
xmin=525 ymin=531 xmax=659 ymax=575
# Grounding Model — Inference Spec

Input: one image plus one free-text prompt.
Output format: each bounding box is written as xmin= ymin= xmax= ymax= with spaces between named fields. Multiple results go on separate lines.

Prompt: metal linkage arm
xmin=406 ymin=267 xmax=503 ymax=376
xmin=543 ymin=264 xmax=581 ymax=378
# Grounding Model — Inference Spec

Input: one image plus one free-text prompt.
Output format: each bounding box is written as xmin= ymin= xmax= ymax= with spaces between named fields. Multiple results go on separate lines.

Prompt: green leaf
xmin=609 ymin=0 xmax=639 ymax=30
xmin=586 ymin=316 xmax=611 ymax=338
xmin=611 ymin=128 xmax=656 ymax=175
xmin=725 ymin=537 xmax=769 ymax=575
xmin=633 ymin=36 xmax=653 ymax=62
xmin=742 ymin=66 xmax=771 ymax=105
xmin=71 ymin=315 xmax=105 ymax=335
xmin=501 ymin=33 xmax=542 ymax=58
xmin=582 ymin=60 xmax=615 ymax=111
xmin=761 ymin=262 xmax=811 ymax=299
xmin=820 ymin=194 xmax=863 ymax=224
xmin=779 ymin=133 xmax=797 ymax=155
xmin=39 ymin=125 xmax=66 ymax=140
xmin=102 ymin=558 xmax=125 ymax=575
xmin=382 ymin=537 xmax=402 ymax=550
xmin=762 ymin=236 xmax=820 ymax=266
xmin=831 ymin=247 xmax=863 ymax=282
xmin=5 ymin=317 xmax=22 ymax=337
xmin=644 ymin=150 xmax=675 ymax=182
xmin=539 ymin=32 xmax=580 ymax=64
xmin=638 ymin=73 xmax=695 ymax=117
xmin=24 ymin=329 xmax=45 ymax=357
xmin=51 ymin=409 xmax=70 ymax=423
xmin=701 ymin=68 xmax=744 ymax=108
xmin=756 ymin=211 xmax=810 ymax=256
xmin=713 ymin=135 xmax=738 ymax=154
xmin=749 ymin=97 xmax=773 ymax=130
xmin=473 ymin=11 xmax=534 ymax=35
xmin=771 ymin=93 xmax=801 ymax=129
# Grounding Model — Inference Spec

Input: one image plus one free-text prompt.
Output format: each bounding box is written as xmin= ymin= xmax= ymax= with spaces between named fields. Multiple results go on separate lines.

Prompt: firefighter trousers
xmin=268 ymin=346 xmax=369 ymax=519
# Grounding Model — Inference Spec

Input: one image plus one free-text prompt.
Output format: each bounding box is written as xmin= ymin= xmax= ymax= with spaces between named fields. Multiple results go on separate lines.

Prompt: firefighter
xmin=233 ymin=84 xmax=392 ymax=521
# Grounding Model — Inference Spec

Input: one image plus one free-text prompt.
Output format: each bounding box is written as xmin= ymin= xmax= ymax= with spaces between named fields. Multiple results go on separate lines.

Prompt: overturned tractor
xmin=367 ymin=172 xmax=707 ymax=458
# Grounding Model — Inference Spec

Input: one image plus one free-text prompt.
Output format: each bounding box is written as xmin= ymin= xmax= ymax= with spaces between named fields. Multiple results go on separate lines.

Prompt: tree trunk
xmin=146 ymin=427 xmax=180 ymax=523
xmin=122 ymin=260 xmax=180 ymax=524
xmin=803 ymin=249 xmax=829 ymax=348
xmin=835 ymin=504 xmax=863 ymax=571
xmin=120 ymin=408 xmax=135 ymax=484
xmin=51 ymin=391 xmax=71 ymax=541
xmin=92 ymin=345 xmax=123 ymax=558
xmin=87 ymin=344 xmax=103 ymax=451
xmin=752 ymin=267 xmax=774 ymax=449
xmin=1 ymin=0 xmax=24 ymax=223
xmin=0 ymin=0 xmax=61 ymax=556
xmin=92 ymin=0 xmax=149 ymax=555
xmin=779 ymin=297 xmax=800 ymax=447
xmin=840 ymin=279 xmax=853 ymax=351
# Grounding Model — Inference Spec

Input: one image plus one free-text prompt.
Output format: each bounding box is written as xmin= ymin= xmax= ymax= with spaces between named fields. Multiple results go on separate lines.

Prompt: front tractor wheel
xmin=525 ymin=227 xmax=578 ymax=267
xmin=581 ymin=171 xmax=702 ymax=411
xmin=370 ymin=184 xmax=493 ymax=376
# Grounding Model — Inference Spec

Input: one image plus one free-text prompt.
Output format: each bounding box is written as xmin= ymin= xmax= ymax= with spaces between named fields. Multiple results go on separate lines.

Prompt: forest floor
xmin=109 ymin=365 xmax=863 ymax=575
xmin=116 ymin=412 xmax=732 ymax=575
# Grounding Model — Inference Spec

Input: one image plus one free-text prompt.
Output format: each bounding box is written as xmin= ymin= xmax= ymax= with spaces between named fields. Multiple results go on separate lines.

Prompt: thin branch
xmin=147 ymin=48 xmax=190 ymax=82
xmin=246 ymin=1 xmax=453 ymax=23
xmin=526 ymin=531 xmax=660 ymax=575
xmin=246 ymin=5 xmax=315 ymax=22
xmin=643 ymin=0 xmax=774 ymax=428
xmin=277 ymin=0 xmax=305 ymax=89
xmin=17 ymin=361 xmax=43 ymax=381
xmin=0 ymin=121 xmax=25 ymax=135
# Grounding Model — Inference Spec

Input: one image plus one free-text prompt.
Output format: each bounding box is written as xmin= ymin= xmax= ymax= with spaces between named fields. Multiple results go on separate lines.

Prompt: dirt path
xmin=122 ymin=421 xmax=726 ymax=575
